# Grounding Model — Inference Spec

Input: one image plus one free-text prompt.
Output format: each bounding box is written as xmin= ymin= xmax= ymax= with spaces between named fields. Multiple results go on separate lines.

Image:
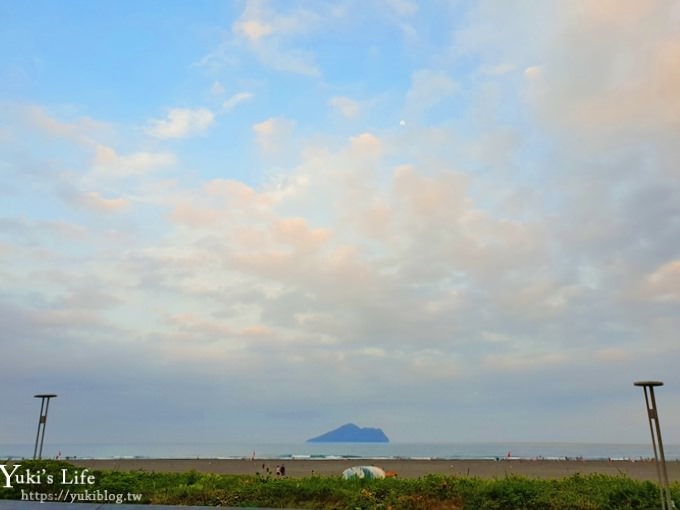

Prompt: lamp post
xmin=33 ymin=394 xmax=57 ymax=460
xmin=634 ymin=381 xmax=672 ymax=510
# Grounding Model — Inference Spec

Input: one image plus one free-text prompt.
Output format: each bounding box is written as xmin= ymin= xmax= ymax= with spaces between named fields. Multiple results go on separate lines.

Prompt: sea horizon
xmin=3 ymin=441 xmax=679 ymax=462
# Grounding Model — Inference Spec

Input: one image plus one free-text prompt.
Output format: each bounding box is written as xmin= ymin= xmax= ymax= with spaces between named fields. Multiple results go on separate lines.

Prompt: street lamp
xmin=33 ymin=394 xmax=57 ymax=460
xmin=634 ymin=381 xmax=672 ymax=510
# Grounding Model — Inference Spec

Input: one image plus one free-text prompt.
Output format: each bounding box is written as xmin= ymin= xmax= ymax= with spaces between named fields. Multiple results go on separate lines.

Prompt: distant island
xmin=306 ymin=423 xmax=389 ymax=443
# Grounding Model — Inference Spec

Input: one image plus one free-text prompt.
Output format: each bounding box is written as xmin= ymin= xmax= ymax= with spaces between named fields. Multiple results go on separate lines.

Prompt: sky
xmin=1 ymin=0 xmax=679 ymax=448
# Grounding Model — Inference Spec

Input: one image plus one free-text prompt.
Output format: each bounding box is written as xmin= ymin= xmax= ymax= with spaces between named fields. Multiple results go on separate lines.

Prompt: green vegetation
xmin=1 ymin=460 xmax=678 ymax=509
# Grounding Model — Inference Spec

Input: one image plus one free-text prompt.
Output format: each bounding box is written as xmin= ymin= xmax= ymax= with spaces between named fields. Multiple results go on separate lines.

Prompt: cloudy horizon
xmin=1 ymin=0 xmax=679 ymax=447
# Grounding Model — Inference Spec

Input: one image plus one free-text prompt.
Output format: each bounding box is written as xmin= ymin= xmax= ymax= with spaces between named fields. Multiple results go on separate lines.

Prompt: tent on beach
xmin=342 ymin=466 xmax=386 ymax=480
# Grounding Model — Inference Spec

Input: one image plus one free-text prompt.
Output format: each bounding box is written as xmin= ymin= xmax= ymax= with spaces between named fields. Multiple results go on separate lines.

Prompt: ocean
xmin=2 ymin=442 xmax=680 ymax=462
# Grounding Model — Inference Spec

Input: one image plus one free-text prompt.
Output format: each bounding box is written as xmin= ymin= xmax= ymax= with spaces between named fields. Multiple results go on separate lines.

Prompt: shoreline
xmin=66 ymin=458 xmax=680 ymax=481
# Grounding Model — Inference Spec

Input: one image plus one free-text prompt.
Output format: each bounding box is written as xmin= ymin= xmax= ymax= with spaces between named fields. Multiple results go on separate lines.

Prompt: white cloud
xmin=18 ymin=104 xmax=113 ymax=147
xmin=405 ymin=69 xmax=458 ymax=117
xmin=223 ymin=92 xmax=254 ymax=111
xmin=383 ymin=0 xmax=418 ymax=17
xmin=92 ymin=145 xmax=176 ymax=177
xmin=329 ymin=96 xmax=360 ymax=118
xmin=211 ymin=81 xmax=226 ymax=95
xmin=234 ymin=19 xmax=274 ymax=42
xmin=146 ymin=108 xmax=215 ymax=139
xmin=635 ymin=260 xmax=680 ymax=302
xmin=232 ymin=0 xmax=319 ymax=43
xmin=257 ymin=46 xmax=320 ymax=77
xmin=252 ymin=116 xmax=295 ymax=154
xmin=74 ymin=191 xmax=130 ymax=213
xmin=348 ymin=132 xmax=382 ymax=158
xmin=478 ymin=63 xmax=516 ymax=76
xmin=229 ymin=0 xmax=322 ymax=76
xmin=517 ymin=1 xmax=680 ymax=135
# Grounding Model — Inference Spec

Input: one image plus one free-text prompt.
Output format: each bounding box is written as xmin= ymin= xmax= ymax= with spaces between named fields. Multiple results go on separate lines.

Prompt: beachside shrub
xmin=1 ymin=459 xmax=678 ymax=509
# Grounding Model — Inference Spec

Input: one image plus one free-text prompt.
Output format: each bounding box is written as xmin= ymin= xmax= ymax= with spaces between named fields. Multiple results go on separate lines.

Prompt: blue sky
xmin=1 ymin=0 xmax=679 ymax=448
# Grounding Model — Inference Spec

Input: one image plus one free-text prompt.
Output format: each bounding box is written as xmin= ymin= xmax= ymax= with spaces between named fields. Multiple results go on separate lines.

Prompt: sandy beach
xmin=68 ymin=458 xmax=680 ymax=482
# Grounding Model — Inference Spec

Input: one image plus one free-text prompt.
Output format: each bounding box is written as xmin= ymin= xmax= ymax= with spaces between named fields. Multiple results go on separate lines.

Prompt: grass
xmin=0 ymin=459 xmax=678 ymax=509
